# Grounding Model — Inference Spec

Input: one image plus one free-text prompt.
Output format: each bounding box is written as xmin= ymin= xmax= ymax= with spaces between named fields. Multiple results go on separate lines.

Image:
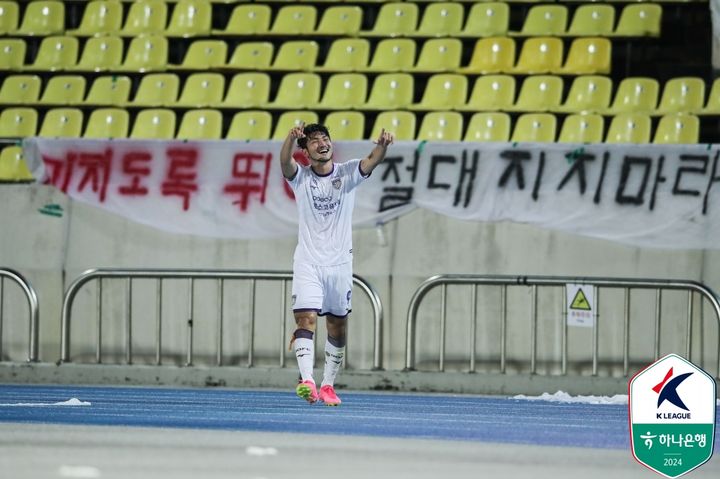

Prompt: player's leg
xmin=290 ymin=262 xmax=323 ymax=404
xmin=318 ymin=263 xmax=352 ymax=406
xmin=292 ymin=310 xmax=319 ymax=403
xmin=318 ymin=313 xmax=346 ymax=406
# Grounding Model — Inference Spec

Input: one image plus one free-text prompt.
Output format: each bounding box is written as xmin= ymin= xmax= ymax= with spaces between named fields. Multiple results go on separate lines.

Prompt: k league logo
xmin=629 ymin=354 xmax=716 ymax=478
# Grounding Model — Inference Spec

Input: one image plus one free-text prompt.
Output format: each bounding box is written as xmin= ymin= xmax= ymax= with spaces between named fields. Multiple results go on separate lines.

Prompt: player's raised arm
xmin=280 ymin=123 xmax=305 ymax=179
xmin=360 ymin=128 xmax=394 ymax=175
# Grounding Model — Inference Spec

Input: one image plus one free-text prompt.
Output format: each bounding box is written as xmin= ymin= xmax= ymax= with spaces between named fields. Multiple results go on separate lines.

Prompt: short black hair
xmin=297 ymin=123 xmax=331 ymax=149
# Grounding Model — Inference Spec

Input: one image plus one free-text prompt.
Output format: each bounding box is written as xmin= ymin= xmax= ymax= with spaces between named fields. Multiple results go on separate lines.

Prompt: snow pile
xmin=513 ymin=390 xmax=628 ymax=405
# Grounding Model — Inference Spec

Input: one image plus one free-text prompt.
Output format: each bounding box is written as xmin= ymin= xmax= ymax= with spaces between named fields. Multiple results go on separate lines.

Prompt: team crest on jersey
xmin=332 ymin=178 xmax=342 ymax=189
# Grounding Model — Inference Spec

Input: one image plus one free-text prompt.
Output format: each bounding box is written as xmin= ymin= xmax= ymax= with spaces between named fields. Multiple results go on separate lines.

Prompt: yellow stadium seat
xmin=457 ymin=37 xmax=515 ymax=74
xmin=71 ymin=35 xmax=123 ymax=72
xmin=268 ymin=40 xmax=319 ymax=72
xmin=66 ymin=0 xmax=122 ymax=36
xmin=220 ymin=72 xmax=271 ymax=109
xmin=513 ymin=5 xmax=568 ymax=36
xmin=270 ymin=5 xmax=317 ymax=35
xmin=0 ymin=0 xmax=20 ymax=35
xmin=656 ymin=77 xmax=706 ymax=115
xmin=84 ymin=108 xmax=130 ymax=139
xmin=316 ymin=5 xmax=363 ymax=36
xmin=464 ymin=112 xmax=511 ymax=142
xmin=171 ymin=39 xmax=227 ymax=70
xmin=38 ymin=75 xmax=86 ymax=105
xmin=0 ymin=74 xmax=41 ymax=104
xmin=560 ymin=37 xmax=611 ymax=75
xmin=24 ymin=35 xmax=79 ymax=72
xmin=370 ymin=110 xmax=417 ymax=141
xmin=613 ymin=4 xmax=662 ymax=38
xmin=411 ymin=74 xmax=468 ymax=111
xmin=15 ymin=0 xmax=64 ymax=36
xmin=460 ymin=75 xmax=516 ymax=112
xmin=0 ymin=145 xmax=33 ymax=181
xmin=130 ymin=109 xmax=176 ymax=140
xmin=371 ymin=111 xmax=416 ymax=141
xmin=508 ymin=75 xmax=563 ymax=112
xmin=458 ymin=2 xmax=509 ymax=38
xmin=213 ymin=4 xmax=271 ymax=36
xmin=318 ymin=73 xmax=368 ymax=110
xmin=511 ymin=113 xmax=557 ymax=143
xmin=412 ymin=2 xmax=464 ymax=37
xmin=557 ymin=113 xmax=605 ymax=143
xmin=363 ymin=38 xmax=417 ymax=72
xmin=226 ymin=110 xmax=272 ymax=141
xmin=411 ymin=37 xmax=463 ymax=72
xmin=176 ymin=109 xmax=223 ymax=140
xmin=566 ymin=4 xmax=616 ymax=37
xmin=268 ymin=73 xmax=322 ymax=109
xmin=417 ymin=111 xmax=463 ymax=141
xmin=176 ymin=73 xmax=225 ymax=108
xmin=605 ymin=113 xmax=652 ymax=144
xmin=121 ymin=0 xmax=167 ymax=37
xmin=364 ymin=73 xmax=414 ymax=110
xmin=272 ymin=111 xmax=320 ymax=140
xmin=165 ymin=0 xmax=211 ymax=37
xmin=556 ymin=75 xmax=613 ymax=114
xmin=117 ymin=34 xmax=168 ymax=72
xmin=511 ymin=37 xmax=563 ymax=74
xmin=0 ymin=38 xmax=26 ymax=71
xmin=361 ymin=2 xmax=418 ymax=37
xmin=39 ymin=107 xmax=83 ymax=138
xmin=606 ymin=77 xmax=659 ymax=115
xmin=132 ymin=73 xmax=180 ymax=107
xmin=653 ymin=113 xmax=700 ymax=144
xmin=701 ymin=78 xmax=720 ymax=115
xmin=224 ymin=42 xmax=274 ymax=70
xmin=324 ymin=111 xmax=365 ymax=140
xmin=0 ymin=107 xmax=38 ymax=137
xmin=316 ymin=38 xmax=370 ymax=72
xmin=84 ymin=76 xmax=131 ymax=106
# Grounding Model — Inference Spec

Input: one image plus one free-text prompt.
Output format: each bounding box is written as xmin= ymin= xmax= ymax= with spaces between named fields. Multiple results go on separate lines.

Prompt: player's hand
xmin=375 ymin=128 xmax=394 ymax=147
xmin=289 ymin=122 xmax=306 ymax=140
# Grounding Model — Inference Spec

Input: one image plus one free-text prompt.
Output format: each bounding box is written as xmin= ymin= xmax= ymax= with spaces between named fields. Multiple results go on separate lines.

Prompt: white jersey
xmin=287 ymin=159 xmax=369 ymax=266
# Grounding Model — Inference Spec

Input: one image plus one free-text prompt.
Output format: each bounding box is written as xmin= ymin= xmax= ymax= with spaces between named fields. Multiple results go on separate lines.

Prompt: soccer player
xmin=280 ymin=122 xmax=394 ymax=406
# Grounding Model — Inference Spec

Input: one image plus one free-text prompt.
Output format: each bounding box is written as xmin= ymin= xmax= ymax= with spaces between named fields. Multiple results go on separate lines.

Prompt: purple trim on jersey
xmin=358 ymin=161 xmax=371 ymax=178
xmin=318 ymin=309 xmax=351 ymax=319
xmin=310 ymin=163 xmax=335 ymax=177
xmin=285 ymin=165 xmax=299 ymax=182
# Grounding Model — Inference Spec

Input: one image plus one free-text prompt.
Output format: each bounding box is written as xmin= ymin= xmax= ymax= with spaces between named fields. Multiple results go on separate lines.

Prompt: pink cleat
xmin=296 ymin=380 xmax=319 ymax=404
xmin=319 ymin=385 xmax=341 ymax=406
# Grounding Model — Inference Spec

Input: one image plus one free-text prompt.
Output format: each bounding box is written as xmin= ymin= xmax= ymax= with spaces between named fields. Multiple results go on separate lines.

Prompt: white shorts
xmin=292 ymin=261 xmax=353 ymax=317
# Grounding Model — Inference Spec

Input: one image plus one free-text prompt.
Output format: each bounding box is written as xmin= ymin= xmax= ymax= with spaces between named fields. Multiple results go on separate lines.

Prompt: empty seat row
xmin=0 ymin=1 xmax=663 ymax=39
xmin=3 ymin=72 xmax=716 ymax=117
xmin=0 ymin=107 xmax=700 ymax=144
xmin=0 ymin=35 xmax=613 ymax=75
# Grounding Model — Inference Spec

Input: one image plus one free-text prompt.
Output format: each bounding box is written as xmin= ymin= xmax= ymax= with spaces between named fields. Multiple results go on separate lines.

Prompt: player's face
xmin=305 ymin=132 xmax=333 ymax=163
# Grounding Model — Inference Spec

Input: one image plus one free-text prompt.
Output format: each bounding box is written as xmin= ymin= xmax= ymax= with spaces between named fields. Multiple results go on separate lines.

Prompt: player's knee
xmin=294 ymin=311 xmax=317 ymax=330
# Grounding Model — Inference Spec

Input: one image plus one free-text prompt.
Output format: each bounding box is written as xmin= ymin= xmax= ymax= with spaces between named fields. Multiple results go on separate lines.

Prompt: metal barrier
xmin=406 ymin=275 xmax=720 ymax=378
xmin=0 ymin=268 xmax=39 ymax=362
xmin=61 ymin=268 xmax=383 ymax=370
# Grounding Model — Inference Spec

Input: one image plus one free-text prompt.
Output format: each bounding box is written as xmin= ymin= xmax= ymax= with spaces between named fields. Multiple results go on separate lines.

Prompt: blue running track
xmin=0 ymin=385 xmax=717 ymax=450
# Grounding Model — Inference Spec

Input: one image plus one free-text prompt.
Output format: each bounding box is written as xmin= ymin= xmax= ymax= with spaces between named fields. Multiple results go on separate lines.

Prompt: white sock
xmin=321 ymin=340 xmax=345 ymax=387
xmin=294 ymin=338 xmax=315 ymax=383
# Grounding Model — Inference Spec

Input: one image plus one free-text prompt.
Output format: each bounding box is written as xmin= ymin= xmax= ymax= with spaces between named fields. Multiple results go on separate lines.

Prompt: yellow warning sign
xmin=570 ymin=288 xmax=591 ymax=310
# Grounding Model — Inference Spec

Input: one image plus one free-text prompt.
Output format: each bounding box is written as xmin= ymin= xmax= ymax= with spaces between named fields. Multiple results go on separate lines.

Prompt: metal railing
xmin=61 ymin=268 xmax=383 ymax=370
xmin=0 ymin=268 xmax=39 ymax=362
xmin=406 ymin=275 xmax=720 ymax=378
